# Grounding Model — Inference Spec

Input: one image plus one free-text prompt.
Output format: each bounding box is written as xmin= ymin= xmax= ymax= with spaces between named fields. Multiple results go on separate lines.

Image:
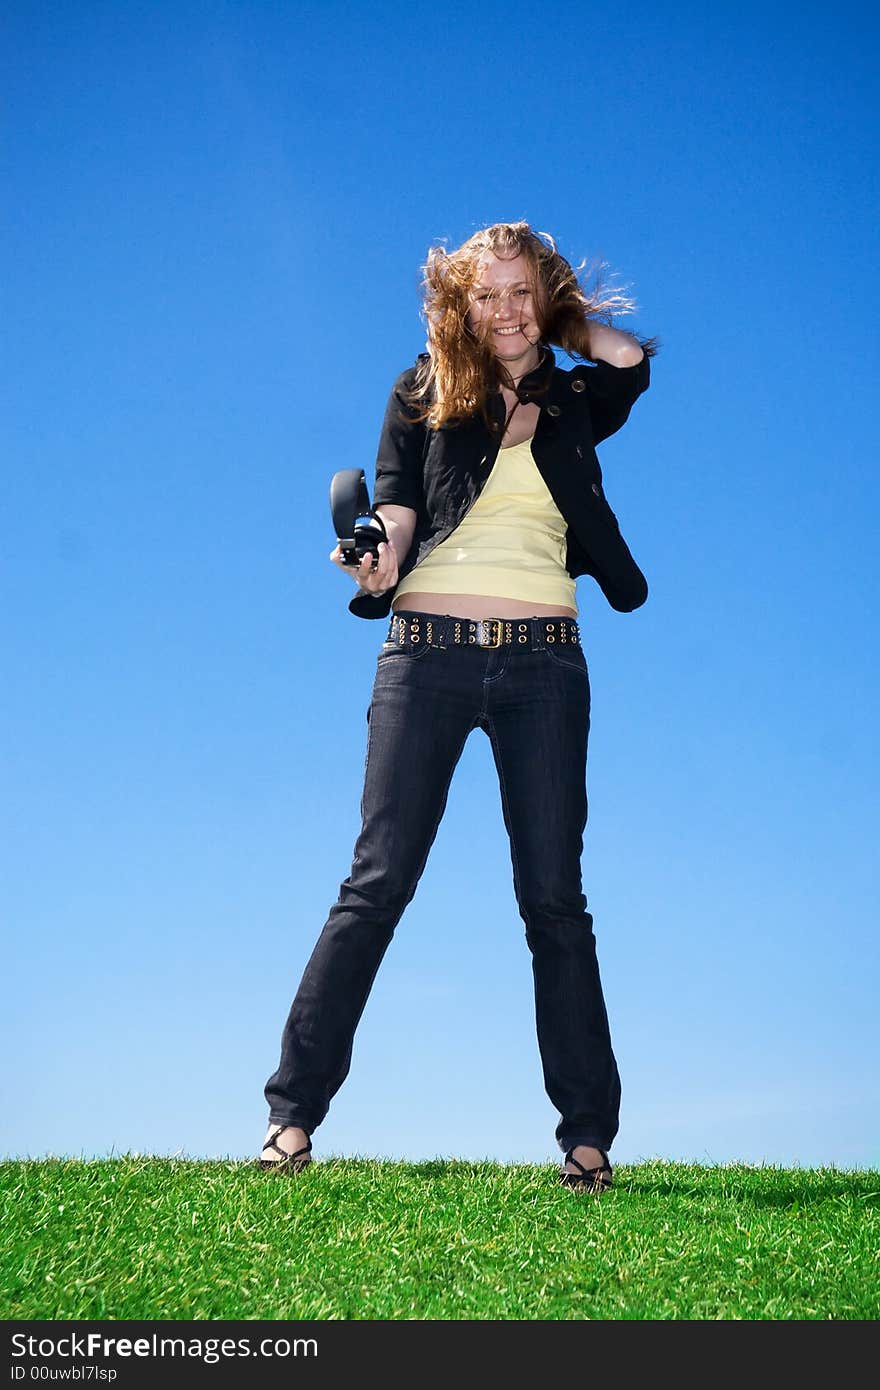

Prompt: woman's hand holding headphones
xmin=329 ymin=536 xmax=399 ymax=596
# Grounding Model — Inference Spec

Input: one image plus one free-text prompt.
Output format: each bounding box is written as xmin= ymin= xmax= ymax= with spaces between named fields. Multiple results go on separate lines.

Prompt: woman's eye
xmin=472 ymin=287 xmax=530 ymax=304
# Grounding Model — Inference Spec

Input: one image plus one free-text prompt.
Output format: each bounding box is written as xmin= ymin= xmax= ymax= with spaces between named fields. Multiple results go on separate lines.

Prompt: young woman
xmin=260 ymin=222 xmax=657 ymax=1191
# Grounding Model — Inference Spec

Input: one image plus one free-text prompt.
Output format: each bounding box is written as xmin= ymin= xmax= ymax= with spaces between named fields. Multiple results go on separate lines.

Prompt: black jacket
xmin=349 ymin=343 xmax=651 ymax=620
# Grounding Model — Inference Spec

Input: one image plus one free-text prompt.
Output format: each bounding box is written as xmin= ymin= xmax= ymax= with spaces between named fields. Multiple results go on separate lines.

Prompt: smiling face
xmin=466 ymin=250 xmax=543 ymax=375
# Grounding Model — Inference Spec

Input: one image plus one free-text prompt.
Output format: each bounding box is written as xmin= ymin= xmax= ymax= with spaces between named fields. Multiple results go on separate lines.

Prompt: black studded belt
xmin=385 ymin=611 xmax=581 ymax=649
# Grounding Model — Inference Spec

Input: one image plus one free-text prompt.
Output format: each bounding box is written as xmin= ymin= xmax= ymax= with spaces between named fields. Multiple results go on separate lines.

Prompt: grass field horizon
xmin=3 ymin=1157 xmax=878 ymax=1320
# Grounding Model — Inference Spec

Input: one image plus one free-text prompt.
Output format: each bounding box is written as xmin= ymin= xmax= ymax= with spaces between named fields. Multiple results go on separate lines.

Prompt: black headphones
xmin=329 ymin=469 xmax=388 ymax=572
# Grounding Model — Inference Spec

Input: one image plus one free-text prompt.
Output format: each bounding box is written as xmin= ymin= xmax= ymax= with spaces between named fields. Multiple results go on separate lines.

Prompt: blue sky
xmin=3 ymin=0 xmax=877 ymax=1169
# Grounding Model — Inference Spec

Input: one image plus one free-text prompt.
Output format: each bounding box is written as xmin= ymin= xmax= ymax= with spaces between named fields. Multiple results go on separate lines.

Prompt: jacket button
xmin=592 ymin=482 xmax=601 ymax=496
xmin=571 ymin=378 xmax=586 ymax=393
xmin=546 ymin=403 xmax=561 ymax=417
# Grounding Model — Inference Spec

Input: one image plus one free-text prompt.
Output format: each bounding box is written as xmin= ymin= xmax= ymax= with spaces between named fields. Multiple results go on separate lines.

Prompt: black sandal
xmin=258 ymin=1125 xmax=313 ymax=1173
xmin=559 ymin=1146 xmax=613 ymax=1193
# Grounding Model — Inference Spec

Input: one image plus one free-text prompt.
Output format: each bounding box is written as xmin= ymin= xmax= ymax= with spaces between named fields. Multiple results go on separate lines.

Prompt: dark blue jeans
xmin=264 ymin=615 xmax=621 ymax=1154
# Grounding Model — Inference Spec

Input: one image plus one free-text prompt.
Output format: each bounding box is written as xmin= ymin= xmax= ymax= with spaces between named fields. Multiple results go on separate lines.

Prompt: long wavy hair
xmin=408 ymin=221 xmax=659 ymax=429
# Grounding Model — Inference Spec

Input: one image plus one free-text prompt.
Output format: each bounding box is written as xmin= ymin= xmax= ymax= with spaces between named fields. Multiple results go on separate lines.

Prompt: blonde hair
xmin=409 ymin=221 xmax=659 ymax=429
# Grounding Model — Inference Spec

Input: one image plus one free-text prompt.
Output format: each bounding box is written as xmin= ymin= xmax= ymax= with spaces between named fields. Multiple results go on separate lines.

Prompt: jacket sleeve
xmin=584 ymin=352 xmax=651 ymax=445
xmin=371 ymin=367 xmax=427 ymax=513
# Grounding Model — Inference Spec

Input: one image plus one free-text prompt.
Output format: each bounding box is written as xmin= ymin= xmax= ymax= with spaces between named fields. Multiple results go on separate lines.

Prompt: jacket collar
xmin=514 ymin=342 xmax=556 ymax=402
xmin=418 ymin=343 xmax=557 ymax=421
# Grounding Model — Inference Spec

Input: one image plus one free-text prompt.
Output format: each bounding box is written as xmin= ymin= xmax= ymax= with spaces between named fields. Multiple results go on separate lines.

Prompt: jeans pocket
xmin=377 ymin=640 xmax=433 ymax=662
xmin=542 ymin=642 xmax=589 ymax=676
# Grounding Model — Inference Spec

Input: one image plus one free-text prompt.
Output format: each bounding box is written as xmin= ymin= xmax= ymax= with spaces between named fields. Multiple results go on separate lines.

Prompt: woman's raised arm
xmin=585 ymin=321 xmax=645 ymax=367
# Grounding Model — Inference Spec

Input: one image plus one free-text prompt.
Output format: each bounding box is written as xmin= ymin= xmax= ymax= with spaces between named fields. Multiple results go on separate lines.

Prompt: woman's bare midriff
xmin=392 ymin=593 xmax=577 ymax=619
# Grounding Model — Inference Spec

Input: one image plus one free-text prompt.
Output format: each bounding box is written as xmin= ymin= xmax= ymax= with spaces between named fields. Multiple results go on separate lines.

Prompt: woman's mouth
xmin=494 ymin=325 xmax=523 ymax=336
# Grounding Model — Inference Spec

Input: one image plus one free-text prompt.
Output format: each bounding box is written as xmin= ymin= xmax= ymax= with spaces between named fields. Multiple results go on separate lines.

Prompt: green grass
xmin=2 ymin=1158 xmax=878 ymax=1320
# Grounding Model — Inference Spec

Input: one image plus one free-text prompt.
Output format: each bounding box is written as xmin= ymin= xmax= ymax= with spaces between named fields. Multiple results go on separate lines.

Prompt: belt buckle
xmin=476 ymin=619 xmax=502 ymax=648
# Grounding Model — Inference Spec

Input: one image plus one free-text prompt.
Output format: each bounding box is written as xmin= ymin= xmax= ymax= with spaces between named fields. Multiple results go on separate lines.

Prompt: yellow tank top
xmin=393 ymin=436 xmax=577 ymax=612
